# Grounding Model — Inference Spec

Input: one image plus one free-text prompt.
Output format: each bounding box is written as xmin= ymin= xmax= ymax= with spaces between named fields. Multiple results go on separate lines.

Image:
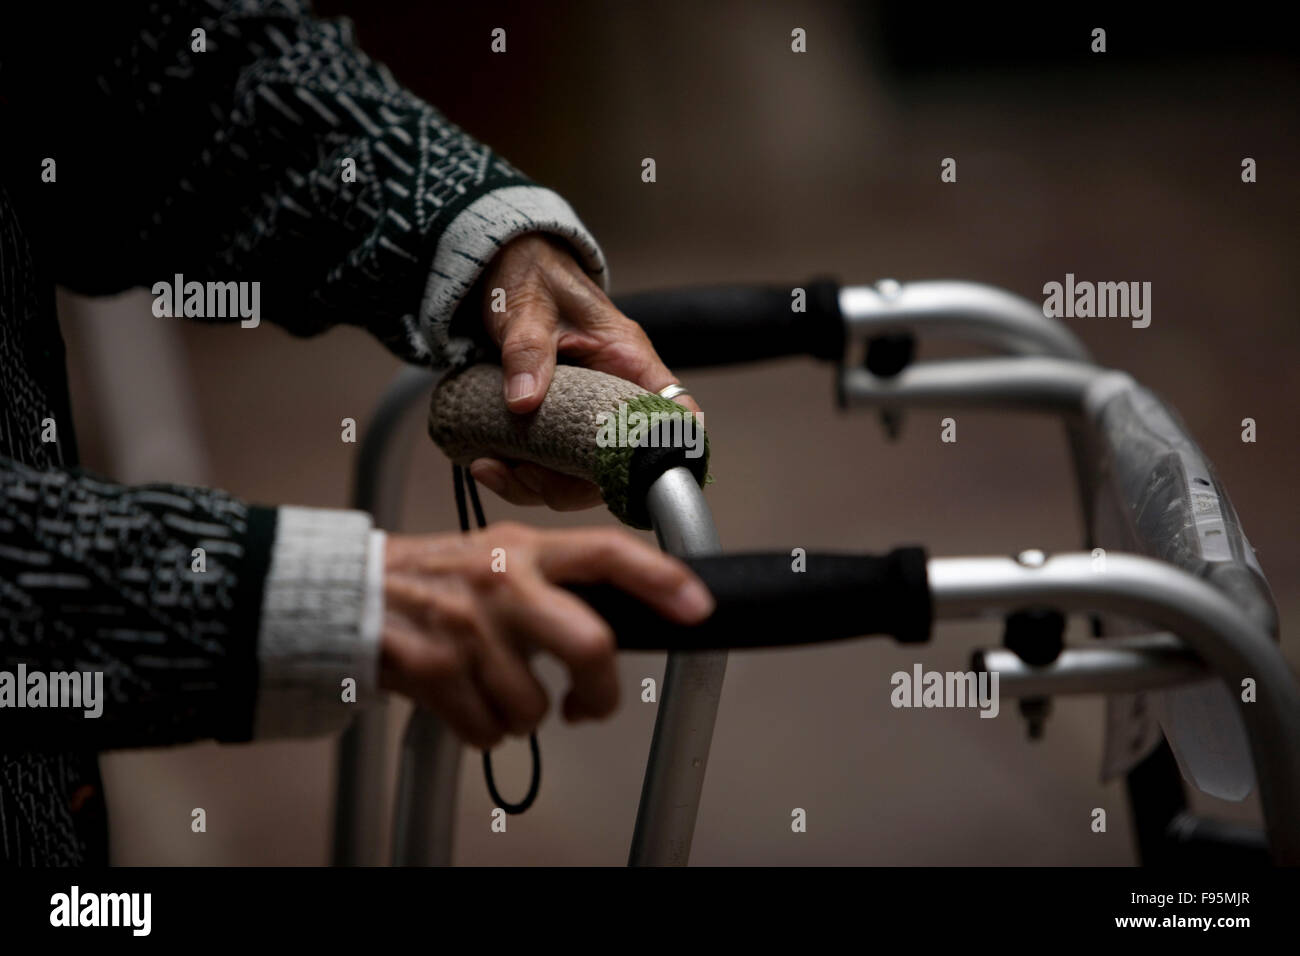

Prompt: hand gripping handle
xmin=428 ymin=364 xmax=709 ymax=529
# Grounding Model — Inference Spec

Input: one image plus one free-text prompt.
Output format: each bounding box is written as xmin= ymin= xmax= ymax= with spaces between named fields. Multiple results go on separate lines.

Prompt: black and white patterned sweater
xmin=0 ymin=0 xmax=606 ymax=865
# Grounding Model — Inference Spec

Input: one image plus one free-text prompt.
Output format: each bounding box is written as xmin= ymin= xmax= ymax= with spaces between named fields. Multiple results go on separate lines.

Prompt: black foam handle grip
xmin=613 ymin=279 xmax=845 ymax=369
xmin=570 ymin=548 xmax=931 ymax=650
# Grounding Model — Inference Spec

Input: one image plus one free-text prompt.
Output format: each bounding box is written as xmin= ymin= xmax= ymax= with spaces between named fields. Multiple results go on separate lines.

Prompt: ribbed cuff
xmin=252 ymin=507 xmax=384 ymax=739
xmin=414 ymin=184 xmax=609 ymax=367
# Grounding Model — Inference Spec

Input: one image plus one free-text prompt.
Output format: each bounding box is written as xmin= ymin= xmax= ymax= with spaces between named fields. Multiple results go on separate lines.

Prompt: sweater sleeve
xmin=0 ymin=456 xmax=381 ymax=749
xmin=6 ymin=0 xmax=608 ymax=369
xmin=251 ymin=509 xmax=384 ymax=739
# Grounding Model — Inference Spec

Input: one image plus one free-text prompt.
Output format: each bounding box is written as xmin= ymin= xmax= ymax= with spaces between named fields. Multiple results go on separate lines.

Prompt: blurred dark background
xmin=56 ymin=1 xmax=1298 ymax=864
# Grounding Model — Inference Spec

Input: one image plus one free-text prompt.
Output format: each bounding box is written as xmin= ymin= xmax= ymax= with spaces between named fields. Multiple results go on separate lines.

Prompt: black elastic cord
xmin=465 ymin=468 xmax=487 ymax=529
xmin=482 ymin=728 xmax=541 ymax=817
xmin=453 ymin=464 xmax=541 ymax=815
xmin=452 ymin=463 xmax=470 ymax=532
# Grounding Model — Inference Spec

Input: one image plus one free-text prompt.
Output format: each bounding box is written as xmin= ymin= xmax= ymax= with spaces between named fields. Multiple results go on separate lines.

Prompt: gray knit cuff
xmin=414 ymin=184 xmax=609 ymax=368
xmin=253 ymin=507 xmax=383 ymax=740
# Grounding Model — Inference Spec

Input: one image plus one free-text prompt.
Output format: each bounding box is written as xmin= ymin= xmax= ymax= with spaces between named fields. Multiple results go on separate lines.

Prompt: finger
xmin=658 ymin=385 xmax=702 ymax=417
xmin=468 ymin=459 xmax=545 ymax=507
xmin=511 ymin=463 xmax=604 ymax=511
xmin=563 ymin=684 xmax=615 ymax=723
xmin=422 ymin=670 xmax=510 ymax=750
xmin=498 ymin=576 xmax=620 ymax=721
xmin=558 ymin=656 xmax=620 ymax=723
xmin=495 ymin=293 xmax=559 ymax=414
xmin=603 ymin=346 xmax=702 ymax=417
xmin=623 ymin=357 xmax=703 ymax=417
xmin=549 ymin=287 xmax=704 ymax=417
xmin=535 ymin=529 xmax=715 ymax=624
xmin=523 ymin=244 xmax=704 ymax=417
xmin=474 ymin=636 xmax=551 ymax=736
xmin=379 ymin=599 xmax=507 ymax=749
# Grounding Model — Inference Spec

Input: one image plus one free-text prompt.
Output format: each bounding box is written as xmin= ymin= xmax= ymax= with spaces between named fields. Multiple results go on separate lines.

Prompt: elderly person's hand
xmin=467 ymin=234 xmax=701 ymax=511
xmin=379 ymin=523 xmax=714 ymax=746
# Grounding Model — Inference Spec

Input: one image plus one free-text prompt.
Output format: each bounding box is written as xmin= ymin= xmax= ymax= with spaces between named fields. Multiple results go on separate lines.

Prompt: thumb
xmin=498 ymin=300 xmax=559 ymax=414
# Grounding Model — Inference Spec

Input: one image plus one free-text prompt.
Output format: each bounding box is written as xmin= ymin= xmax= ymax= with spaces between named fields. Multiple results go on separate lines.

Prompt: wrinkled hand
xmin=469 ymin=233 xmax=701 ymax=510
xmin=378 ymin=523 xmax=714 ymax=747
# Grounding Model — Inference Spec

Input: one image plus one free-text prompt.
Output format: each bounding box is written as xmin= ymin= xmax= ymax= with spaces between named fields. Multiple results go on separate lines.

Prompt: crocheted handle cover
xmin=428 ymin=364 xmax=708 ymax=529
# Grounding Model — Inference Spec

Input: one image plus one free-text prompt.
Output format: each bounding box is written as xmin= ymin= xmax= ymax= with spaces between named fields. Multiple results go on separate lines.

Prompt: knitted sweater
xmin=0 ymin=0 xmax=606 ymax=865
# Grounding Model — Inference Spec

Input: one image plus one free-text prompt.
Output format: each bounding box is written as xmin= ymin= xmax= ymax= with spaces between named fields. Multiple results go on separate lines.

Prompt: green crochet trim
xmin=591 ymin=393 xmax=711 ymax=528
